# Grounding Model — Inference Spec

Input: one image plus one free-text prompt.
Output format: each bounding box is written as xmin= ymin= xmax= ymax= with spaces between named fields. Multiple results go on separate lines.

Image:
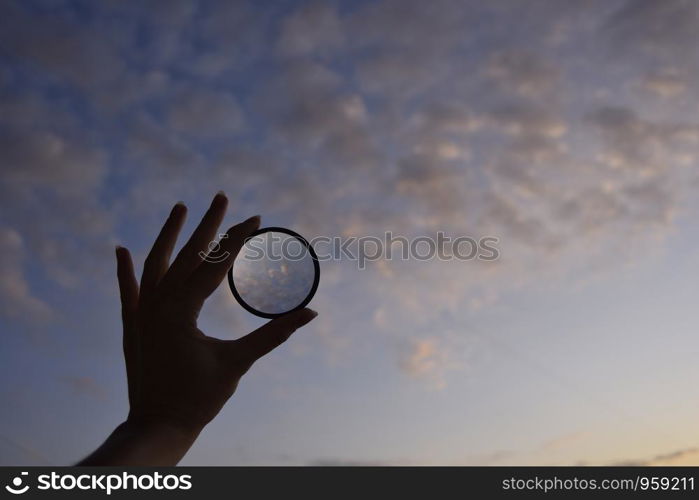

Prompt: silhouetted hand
xmin=78 ymin=193 xmax=317 ymax=465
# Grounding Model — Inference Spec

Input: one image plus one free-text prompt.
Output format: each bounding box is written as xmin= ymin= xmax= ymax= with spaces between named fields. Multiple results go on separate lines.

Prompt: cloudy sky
xmin=1 ymin=0 xmax=699 ymax=465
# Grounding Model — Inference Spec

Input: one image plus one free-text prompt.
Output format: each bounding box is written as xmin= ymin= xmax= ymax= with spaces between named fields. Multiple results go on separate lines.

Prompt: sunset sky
xmin=1 ymin=0 xmax=699 ymax=465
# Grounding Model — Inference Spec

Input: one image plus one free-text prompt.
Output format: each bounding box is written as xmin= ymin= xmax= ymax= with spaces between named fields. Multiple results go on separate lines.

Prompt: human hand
xmin=80 ymin=193 xmax=317 ymax=465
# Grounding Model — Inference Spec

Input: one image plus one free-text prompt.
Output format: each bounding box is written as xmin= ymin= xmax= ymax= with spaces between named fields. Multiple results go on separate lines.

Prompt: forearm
xmin=77 ymin=418 xmax=201 ymax=466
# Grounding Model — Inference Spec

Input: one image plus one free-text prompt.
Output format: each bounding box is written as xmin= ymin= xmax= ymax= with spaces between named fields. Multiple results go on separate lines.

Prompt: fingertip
xmin=242 ymin=214 xmax=261 ymax=231
xmin=267 ymin=308 xmax=317 ymax=332
xmin=212 ymin=191 xmax=228 ymax=209
xmin=287 ymin=307 xmax=318 ymax=326
xmin=171 ymin=201 xmax=187 ymax=217
xmin=225 ymin=214 xmax=261 ymax=240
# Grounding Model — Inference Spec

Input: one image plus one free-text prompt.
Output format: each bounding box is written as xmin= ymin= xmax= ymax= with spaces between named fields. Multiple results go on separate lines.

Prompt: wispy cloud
xmin=0 ymin=226 xmax=52 ymax=321
xmin=61 ymin=376 xmax=108 ymax=402
xmin=612 ymin=447 xmax=699 ymax=466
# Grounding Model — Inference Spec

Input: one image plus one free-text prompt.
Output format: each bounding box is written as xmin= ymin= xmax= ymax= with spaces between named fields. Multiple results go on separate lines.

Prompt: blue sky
xmin=1 ymin=0 xmax=699 ymax=465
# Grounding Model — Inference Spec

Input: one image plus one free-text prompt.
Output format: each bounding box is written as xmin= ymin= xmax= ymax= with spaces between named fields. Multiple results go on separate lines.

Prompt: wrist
xmin=77 ymin=417 xmax=202 ymax=466
xmin=123 ymin=414 xmax=203 ymax=443
xmin=111 ymin=415 xmax=202 ymax=465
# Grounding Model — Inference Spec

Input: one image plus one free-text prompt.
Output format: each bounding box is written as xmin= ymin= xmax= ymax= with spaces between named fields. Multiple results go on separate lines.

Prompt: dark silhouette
xmin=78 ymin=192 xmax=317 ymax=465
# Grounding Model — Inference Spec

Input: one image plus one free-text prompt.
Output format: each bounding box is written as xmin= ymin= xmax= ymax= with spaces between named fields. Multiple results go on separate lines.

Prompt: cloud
xmin=0 ymin=226 xmax=52 ymax=321
xmin=0 ymin=108 xmax=114 ymax=292
xmin=277 ymin=1 xmax=345 ymax=57
xmin=0 ymin=126 xmax=106 ymax=197
xmin=61 ymin=376 xmax=108 ymax=401
xmin=347 ymin=0 xmax=475 ymax=96
xmin=398 ymin=338 xmax=452 ymax=389
xmin=0 ymin=2 xmax=127 ymax=89
xmin=644 ymin=448 xmax=699 ymax=466
xmin=604 ymin=0 xmax=699 ymax=62
xmin=641 ymin=69 xmax=687 ymax=99
xmin=612 ymin=447 xmax=699 ymax=466
xmin=484 ymin=50 xmax=560 ymax=99
xmin=127 ymin=112 xmax=204 ymax=174
xmin=167 ymin=88 xmax=245 ymax=139
xmin=485 ymin=106 xmax=567 ymax=139
xmin=255 ymin=59 xmax=379 ymax=169
xmin=587 ymin=106 xmax=699 ymax=173
xmin=539 ymin=431 xmax=591 ymax=453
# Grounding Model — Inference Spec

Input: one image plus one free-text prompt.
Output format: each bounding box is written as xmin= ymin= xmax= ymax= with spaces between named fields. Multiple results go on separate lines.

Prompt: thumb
xmin=231 ymin=308 xmax=318 ymax=363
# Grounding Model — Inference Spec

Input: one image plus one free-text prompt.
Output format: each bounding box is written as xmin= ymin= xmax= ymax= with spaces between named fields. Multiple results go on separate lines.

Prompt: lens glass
xmin=229 ymin=229 xmax=318 ymax=317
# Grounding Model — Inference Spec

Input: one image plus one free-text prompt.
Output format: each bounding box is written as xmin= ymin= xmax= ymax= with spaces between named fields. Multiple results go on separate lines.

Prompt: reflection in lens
xmin=230 ymin=230 xmax=318 ymax=316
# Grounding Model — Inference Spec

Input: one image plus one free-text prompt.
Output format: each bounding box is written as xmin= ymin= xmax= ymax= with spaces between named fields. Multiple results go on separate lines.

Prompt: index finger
xmin=160 ymin=191 xmax=228 ymax=289
xmin=186 ymin=214 xmax=261 ymax=303
xmin=140 ymin=202 xmax=187 ymax=301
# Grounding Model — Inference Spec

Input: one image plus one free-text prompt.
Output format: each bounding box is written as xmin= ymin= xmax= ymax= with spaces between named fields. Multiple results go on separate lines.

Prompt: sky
xmin=1 ymin=0 xmax=699 ymax=465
